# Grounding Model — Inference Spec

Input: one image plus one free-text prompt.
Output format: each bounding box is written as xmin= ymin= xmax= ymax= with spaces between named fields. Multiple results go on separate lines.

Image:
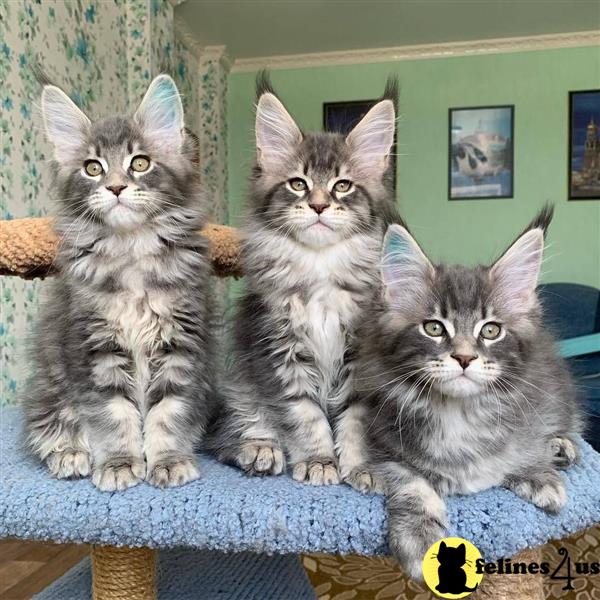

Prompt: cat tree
xmin=1 ymin=216 xmax=600 ymax=600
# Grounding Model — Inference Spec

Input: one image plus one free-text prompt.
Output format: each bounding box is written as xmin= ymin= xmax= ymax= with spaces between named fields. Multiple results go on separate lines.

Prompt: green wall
xmin=228 ymin=46 xmax=600 ymax=287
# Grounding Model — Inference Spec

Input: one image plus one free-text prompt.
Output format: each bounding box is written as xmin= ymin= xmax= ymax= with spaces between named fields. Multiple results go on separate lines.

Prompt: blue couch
xmin=539 ymin=283 xmax=600 ymax=450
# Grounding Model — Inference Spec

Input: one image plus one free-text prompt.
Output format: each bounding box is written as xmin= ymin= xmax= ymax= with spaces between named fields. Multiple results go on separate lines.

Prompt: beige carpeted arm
xmin=0 ymin=217 xmax=243 ymax=279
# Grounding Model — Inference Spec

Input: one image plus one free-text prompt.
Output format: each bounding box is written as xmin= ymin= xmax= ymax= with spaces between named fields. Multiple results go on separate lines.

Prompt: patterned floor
xmin=302 ymin=526 xmax=600 ymax=600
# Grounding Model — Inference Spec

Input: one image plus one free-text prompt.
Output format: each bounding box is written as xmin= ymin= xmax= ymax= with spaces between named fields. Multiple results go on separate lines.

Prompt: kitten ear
xmin=346 ymin=99 xmax=395 ymax=178
xmin=41 ymin=85 xmax=91 ymax=163
xmin=255 ymin=93 xmax=302 ymax=170
xmin=440 ymin=541 xmax=447 ymax=550
xmin=134 ymin=74 xmax=184 ymax=151
xmin=490 ymin=228 xmax=544 ymax=314
xmin=382 ymin=224 xmax=434 ymax=312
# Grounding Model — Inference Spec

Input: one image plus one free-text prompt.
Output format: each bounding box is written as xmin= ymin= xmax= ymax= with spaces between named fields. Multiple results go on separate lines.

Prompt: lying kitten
xmin=24 ymin=75 xmax=214 ymax=491
xmin=349 ymin=206 xmax=582 ymax=578
xmin=213 ymin=75 xmax=399 ymax=485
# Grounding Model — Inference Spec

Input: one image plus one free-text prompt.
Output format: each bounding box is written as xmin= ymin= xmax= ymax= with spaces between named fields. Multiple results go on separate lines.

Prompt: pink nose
xmin=308 ymin=202 xmax=330 ymax=214
xmin=451 ymin=354 xmax=477 ymax=370
xmin=106 ymin=185 xmax=127 ymax=197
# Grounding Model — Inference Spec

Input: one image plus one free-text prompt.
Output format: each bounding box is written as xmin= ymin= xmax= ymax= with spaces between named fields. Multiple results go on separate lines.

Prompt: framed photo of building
xmin=449 ymin=105 xmax=514 ymax=200
xmin=323 ymin=100 xmax=397 ymax=191
xmin=569 ymin=90 xmax=600 ymax=200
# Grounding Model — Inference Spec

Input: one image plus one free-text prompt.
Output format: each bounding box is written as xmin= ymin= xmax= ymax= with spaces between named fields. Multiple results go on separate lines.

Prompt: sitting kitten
xmin=24 ymin=75 xmax=214 ymax=491
xmin=213 ymin=75 xmax=399 ymax=485
xmin=348 ymin=206 xmax=582 ymax=578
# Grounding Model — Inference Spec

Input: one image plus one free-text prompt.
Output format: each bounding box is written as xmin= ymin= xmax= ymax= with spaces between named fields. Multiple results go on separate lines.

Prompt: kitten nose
xmin=106 ymin=185 xmax=127 ymax=197
xmin=451 ymin=354 xmax=477 ymax=370
xmin=308 ymin=201 xmax=330 ymax=214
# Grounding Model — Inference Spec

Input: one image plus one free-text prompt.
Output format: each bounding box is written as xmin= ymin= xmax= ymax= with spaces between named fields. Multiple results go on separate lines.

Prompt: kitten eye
xmin=480 ymin=322 xmax=502 ymax=340
xmin=130 ymin=155 xmax=151 ymax=173
xmin=423 ymin=320 xmax=446 ymax=337
xmin=84 ymin=160 xmax=103 ymax=177
xmin=289 ymin=178 xmax=308 ymax=192
xmin=333 ymin=179 xmax=352 ymax=193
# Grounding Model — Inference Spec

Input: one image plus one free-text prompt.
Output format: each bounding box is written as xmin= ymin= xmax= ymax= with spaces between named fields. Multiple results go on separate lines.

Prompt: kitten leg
xmin=381 ymin=462 xmax=448 ymax=581
xmin=549 ymin=435 xmax=580 ymax=469
xmin=143 ymin=349 xmax=208 ymax=488
xmin=287 ymin=398 xmax=340 ymax=486
xmin=144 ymin=396 xmax=201 ymax=488
xmin=87 ymin=350 xmax=145 ymax=491
xmin=504 ymin=469 xmax=567 ymax=514
xmin=89 ymin=394 xmax=146 ymax=491
xmin=335 ymin=402 xmax=384 ymax=493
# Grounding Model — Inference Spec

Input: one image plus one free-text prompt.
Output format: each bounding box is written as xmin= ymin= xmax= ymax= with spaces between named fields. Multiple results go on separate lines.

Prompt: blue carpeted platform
xmin=2 ymin=407 xmax=600 ymax=561
xmin=33 ymin=549 xmax=317 ymax=600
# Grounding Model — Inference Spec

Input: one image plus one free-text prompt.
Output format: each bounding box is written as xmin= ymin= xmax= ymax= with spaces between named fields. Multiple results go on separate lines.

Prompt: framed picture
xmin=569 ymin=90 xmax=600 ymax=200
xmin=323 ymin=100 xmax=397 ymax=190
xmin=449 ymin=105 xmax=514 ymax=200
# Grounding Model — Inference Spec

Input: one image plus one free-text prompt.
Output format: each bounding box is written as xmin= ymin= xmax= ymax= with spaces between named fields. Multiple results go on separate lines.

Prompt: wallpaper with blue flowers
xmin=1 ymin=0 xmax=225 ymax=405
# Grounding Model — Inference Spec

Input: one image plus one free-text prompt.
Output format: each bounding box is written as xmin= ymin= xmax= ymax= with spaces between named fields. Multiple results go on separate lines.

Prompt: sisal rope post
xmin=91 ymin=545 xmax=157 ymax=600
xmin=473 ymin=546 xmax=544 ymax=600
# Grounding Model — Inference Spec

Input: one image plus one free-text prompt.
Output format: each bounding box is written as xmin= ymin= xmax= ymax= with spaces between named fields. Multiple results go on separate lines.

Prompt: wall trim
xmin=230 ymin=30 xmax=600 ymax=73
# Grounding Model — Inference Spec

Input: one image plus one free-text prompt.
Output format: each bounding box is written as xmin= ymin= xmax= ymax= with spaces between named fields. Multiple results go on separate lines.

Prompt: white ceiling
xmin=176 ymin=0 xmax=600 ymax=61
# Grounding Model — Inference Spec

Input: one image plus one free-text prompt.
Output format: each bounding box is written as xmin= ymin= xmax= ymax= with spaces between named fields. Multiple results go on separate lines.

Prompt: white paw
xmin=343 ymin=467 xmax=385 ymax=494
xmin=550 ymin=436 xmax=579 ymax=469
xmin=146 ymin=456 xmax=200 ymax=488
xmin=47 ymin=449 xmax=91 ymax=479
xmin=292 ymin=459 xmax=340 ymax=486
xmin=236 ymin=442 xmax=284 ymax=476
xmin=92 ymin=457 xmax=145 ymax=492
xmin=511 ymin=472 xmax=567 ymax=514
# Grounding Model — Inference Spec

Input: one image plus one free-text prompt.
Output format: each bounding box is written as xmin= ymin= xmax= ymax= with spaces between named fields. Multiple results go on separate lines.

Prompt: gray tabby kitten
xmin=214 ymin=76 xmax=398 ymax=485
xmin=346 ymin=206 xmax=582 ymax=578
xmin=24 ymin=75 xmax=214 ymax=491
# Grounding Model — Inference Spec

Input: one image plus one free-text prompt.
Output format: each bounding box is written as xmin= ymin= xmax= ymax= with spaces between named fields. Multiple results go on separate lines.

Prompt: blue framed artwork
xmin=569 ymin=90 xmax=600 ymax=200
xmin=449 ymin=105 xmax=514 ymax=200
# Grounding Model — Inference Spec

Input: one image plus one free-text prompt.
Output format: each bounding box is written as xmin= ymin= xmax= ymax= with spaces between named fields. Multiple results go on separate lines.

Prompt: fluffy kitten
xmin=213 ymin=75 xmax=399 ymax=485
xmin=348 ymin=206 xmax=582 ymax=578
xmin=24 ymin=75 xmax=214 ymax=491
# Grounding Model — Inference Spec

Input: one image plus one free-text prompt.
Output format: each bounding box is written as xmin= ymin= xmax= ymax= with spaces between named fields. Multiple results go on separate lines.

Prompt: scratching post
xmin=474 ymin=546 xmax=544 ymax=600
xmin=0 ymin=217 xmax=243 ymax=278
xmin=91 ymin=545 xmax=157 ymax=600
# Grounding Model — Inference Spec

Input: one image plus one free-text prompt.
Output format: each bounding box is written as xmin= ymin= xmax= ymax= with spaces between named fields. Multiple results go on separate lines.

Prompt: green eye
xmin=423 ymin=320 xmax=445 ymax=337
xmin=480 ymin=322 xmax=502 ymax=340
xmin=289 ymin=178 xmax=308 ymax=192
xmin=333 ymin=179 xmax=352 ymax=193
xmin=131 ymin=155 xmax=150 ymax=172
xmin=84 ymin=160 xmax=103 ymax=177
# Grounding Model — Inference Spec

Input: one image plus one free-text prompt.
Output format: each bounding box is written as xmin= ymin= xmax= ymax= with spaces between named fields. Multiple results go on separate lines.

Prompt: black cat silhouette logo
xmin=422 ymin=537 xmax=484 ymax=598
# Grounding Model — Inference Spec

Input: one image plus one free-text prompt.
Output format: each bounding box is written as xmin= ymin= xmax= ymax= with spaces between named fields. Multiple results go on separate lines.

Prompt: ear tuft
xmin=255 ymin=93 xmax=302 ymax=171
xmin=490 ymin=228 xmax=544 ymax=314
xmin=382 ymin=224 xmax=434 ymax=313
xmin=346 ymin=99 xmax=395 ymax=178
xmin=41 ymin=85 xmax=91 ymax=163
xmin=134 ymin=74 xmax=184 ymax=150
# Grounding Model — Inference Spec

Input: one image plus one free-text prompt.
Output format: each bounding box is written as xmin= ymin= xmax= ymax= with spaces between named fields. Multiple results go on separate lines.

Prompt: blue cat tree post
xmin=1 ymin=217 xmax=600 ymax=600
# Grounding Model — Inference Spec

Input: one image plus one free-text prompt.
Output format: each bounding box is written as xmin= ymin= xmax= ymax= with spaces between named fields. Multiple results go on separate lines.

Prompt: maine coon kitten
xmin=213 ymin=75 xmax=399 ymax=485
xmin=24 ymin=75 xmax=214 ymax=491
xmin=347 ymin=206 xmax=582 ymax=578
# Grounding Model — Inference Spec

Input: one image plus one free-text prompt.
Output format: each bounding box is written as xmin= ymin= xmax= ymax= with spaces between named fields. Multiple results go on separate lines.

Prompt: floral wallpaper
xmin=1 ymin=0 xmax=229 ymax=405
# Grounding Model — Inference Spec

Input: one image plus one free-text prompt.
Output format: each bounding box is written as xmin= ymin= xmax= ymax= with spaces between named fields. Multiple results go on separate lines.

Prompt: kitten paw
xmin=146 ymin=456 xmax=200 ymax=488
xmin=292 ymin=458 xmax=340 ymax=486
xmin=92 ymin=457 xmax=145 ymax=492
xmin=343 ymin=467 xmax=385 ymax=494
xmin=550 ymin=436 xmax=580 ymax=469
xmin=390 ymin=517 xmax=447 ymax=581
xmin=235 ymin=441 xmax=285 ymax=476
xmin=506 ymin=470 xmax=567 ymax=514
xmin=47 ymin=449 xmax=91 ymax=479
